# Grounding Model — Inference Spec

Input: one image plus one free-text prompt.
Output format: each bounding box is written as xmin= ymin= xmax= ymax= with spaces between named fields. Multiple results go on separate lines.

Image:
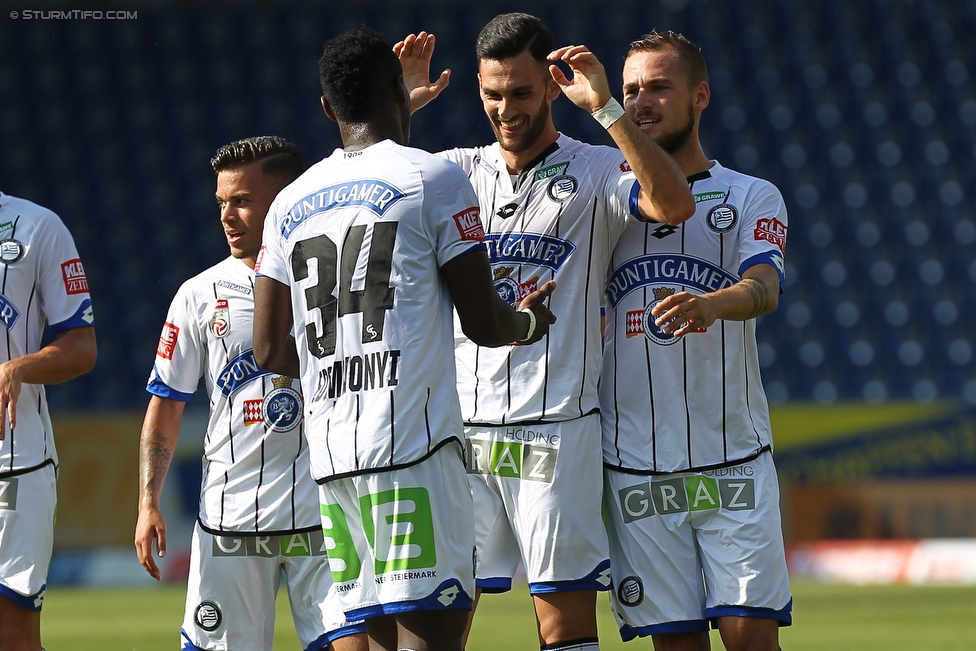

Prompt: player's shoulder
xmin=0 ymin=192 xmax=68 ymax=232
xmin=438 ymin=143 xmax=496 ymax=172
xmin=176 ymin=257 xmax=246 ymax=301
xmin=709 ymin=161 xmax=782 ymax=198
xmin=556 ymin=133 xmax=626 ymax=170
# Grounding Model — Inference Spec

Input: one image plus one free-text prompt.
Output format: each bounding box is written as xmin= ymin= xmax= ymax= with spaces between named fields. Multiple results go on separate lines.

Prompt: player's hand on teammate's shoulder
xmin=394 ymin=31 xmax=451 ymax=113
xmin=515 ymin=280 xmax=557 ymax=346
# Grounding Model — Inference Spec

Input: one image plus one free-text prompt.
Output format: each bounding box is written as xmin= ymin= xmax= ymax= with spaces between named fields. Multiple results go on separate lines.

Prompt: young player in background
xmin=134 ymin=137 xmax=367 ymax=651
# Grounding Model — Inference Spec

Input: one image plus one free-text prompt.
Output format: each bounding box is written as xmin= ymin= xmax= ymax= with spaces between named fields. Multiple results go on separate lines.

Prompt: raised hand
xmin=394 ymin=31 xmax=451 ymax=113
xmin=547 ymin=45 xmax=613 ymax=114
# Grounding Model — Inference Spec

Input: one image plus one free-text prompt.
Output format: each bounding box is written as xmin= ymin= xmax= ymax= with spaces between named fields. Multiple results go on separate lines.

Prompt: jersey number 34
xmin=291 ymin=222 xmax=398 ymax=358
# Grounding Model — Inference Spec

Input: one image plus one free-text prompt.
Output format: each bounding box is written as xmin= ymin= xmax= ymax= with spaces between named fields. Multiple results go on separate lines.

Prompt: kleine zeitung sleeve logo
xmin=453 ymin=207 xmax=485 ymax=242
xmin=754 ymin=217 xmax=787 ymax=254
xmin=61 ymin=258 xmax=89 ymax=295
xmin=156 ymin=322 xmax=179 ymax=359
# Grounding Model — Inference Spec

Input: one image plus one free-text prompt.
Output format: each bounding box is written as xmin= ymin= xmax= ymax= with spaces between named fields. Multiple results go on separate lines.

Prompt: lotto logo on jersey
xmin=617 ymin=476 xmax=756 ymax=523
xmin=466 ymin=438 xmax=557 ymax=483
xmin=452 ymin=207 xmax=485 ymax=242
xmin=754 ymin=217 xmax=787 ymax=254
xmin=61 ymin=259 xmax=88 ymax=295
xmin=156 ymin=322 xmax=179 ymax=359
xmin=243 ymin=399 xmax=263 ymax=425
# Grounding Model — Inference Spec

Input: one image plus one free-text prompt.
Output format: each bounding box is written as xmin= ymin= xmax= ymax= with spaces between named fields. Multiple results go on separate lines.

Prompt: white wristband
xmin=591 ymin=98 xmax=625 ymax=129
xmin=518 ymin=307 xmax=537 ymax=343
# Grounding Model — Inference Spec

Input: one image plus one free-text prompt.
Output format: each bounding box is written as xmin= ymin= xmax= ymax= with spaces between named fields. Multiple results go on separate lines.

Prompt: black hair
xmin=318 ymin=26 xmax=402 ymax=123
xmin=475 ymin=12 xmax=554 ymax=63
xmin=210 ymin=136 xmax=308 ymax=185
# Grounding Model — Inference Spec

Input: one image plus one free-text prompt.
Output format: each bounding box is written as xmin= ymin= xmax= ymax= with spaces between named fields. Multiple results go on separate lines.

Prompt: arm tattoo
xmin=741 ymin=278 xmax=770 ymax=319
xmin=139 ymin=434 xmax=173 ymax=497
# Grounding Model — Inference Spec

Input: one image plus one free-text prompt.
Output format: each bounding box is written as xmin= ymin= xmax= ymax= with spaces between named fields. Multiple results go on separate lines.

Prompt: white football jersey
xmin=147 ymin=256 xmax=318 ymax=534
xmin=600 ymin=161 xmax=787 ymax=473
xmin=0 ymin=192 xmax=94 ymax=475
xmin=440 ymin=133 xmax=638 ymax=424
xmin=257 ymin=140 xmax=484 ymax=481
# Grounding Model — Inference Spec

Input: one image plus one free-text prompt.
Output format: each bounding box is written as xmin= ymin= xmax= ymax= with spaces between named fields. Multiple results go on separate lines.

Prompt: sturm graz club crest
xmin=0 ymin=239 xmax=24 ymax=264
xmin=195 ymin=600 xmax=222 ymax=631
xmin=617 ymin=575 xmax=644 ymax=606
xmin=706 ymin=202 xmax=738 ymax=233
xmin=547 ymin=174 xmax=578 ymax=202
xmin=263 ymin=376 xmax=303 ymax=432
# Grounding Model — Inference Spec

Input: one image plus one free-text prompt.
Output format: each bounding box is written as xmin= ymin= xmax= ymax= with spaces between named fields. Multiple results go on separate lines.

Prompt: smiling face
xmin=478 ymin=50 xmax=560 ymax=171
xmin=622 ymin=47 xmax=703 ymax=156
xmin=215 ymin=161 xmax=281 ymax=268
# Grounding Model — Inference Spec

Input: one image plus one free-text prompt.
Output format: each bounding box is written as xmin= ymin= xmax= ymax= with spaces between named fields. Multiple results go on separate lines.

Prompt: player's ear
xmin=694 ymin=81 xmax=710 ymax=113
xmin=320 ymin=96 xmax=338 ymax=123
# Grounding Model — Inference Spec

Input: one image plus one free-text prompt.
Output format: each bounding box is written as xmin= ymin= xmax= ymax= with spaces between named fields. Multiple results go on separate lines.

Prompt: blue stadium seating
xmin=0 ymin=0 xmax=972 ymax=408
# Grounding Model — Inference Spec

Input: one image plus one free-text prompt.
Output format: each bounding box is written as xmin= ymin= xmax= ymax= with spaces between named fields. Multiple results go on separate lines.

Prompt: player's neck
xmin=339 ymin=122 xmax=405 ymax=152
xmin=671 ymin=141 xmax=712 ymax=179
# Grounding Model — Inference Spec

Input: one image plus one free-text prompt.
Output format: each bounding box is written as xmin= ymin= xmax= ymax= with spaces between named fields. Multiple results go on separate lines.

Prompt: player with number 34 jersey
xmin=257 ymin=140 xmax=486 ymax=482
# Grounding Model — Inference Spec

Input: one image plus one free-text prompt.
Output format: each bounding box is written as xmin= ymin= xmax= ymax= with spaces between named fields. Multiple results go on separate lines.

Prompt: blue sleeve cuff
xmin=49 ymin=298 xmax=94 ymax=333
xmin=739 ymin=251 xmax=785 ymax=292
xmin=146 ymin=369 xmax=193 ymax=402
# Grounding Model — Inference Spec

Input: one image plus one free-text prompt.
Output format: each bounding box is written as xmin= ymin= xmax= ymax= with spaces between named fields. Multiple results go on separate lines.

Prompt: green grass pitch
xmin=40 ymin=581 xmax=976 ymax=650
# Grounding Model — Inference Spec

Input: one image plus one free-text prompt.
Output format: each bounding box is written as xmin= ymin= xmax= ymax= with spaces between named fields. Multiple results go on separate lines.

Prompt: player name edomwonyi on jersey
xmin=0 ymin=192 xmax=94 ymax=475
xmin=148 ymin=256 xmax=317 ymax=534
xmin=440 ymin=133 xmax=639 ymax=425
xmin=256 ymin=140 xmax=485 ymax=481
xmin=601 ymin=161 xmax=788 ymax=473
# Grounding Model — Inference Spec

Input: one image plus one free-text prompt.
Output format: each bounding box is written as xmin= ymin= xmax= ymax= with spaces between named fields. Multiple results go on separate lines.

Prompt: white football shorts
xmin=180 ymin=522 xmax=364 ymax=651
xmin=465 ymin=413 xmax=611 ymax=594
xmin=604 ymin=449 xmax=792 ymax=640
xmin=319 ymin=442 xmax=475 ymax=621
xmin=0 ymin=463 xmax=56 ymax=611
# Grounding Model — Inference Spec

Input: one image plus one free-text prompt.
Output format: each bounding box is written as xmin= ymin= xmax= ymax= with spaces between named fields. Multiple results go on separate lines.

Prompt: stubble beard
xmin=492 ymin=99 xmax=551 ymax=155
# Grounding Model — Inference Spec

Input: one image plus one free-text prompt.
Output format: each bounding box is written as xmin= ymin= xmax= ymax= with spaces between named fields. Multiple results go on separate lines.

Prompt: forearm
xmin=138 ymin=396 xmax=184 ymax=511
xmin=257 ymin=337 xmax=301 ymax=378
xmin=708 ymin=279 xmax=775 ymax=321
xmin=605 ymin=114 xmax=694 ymax=225
xmin=253 ymin=276 xmax=300 ymax=376
xmin=707 ymin=266 xmax=780 ymax=322
xmin=8 ymin=326 xmax=96 ymax=385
